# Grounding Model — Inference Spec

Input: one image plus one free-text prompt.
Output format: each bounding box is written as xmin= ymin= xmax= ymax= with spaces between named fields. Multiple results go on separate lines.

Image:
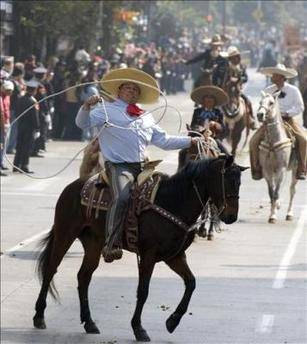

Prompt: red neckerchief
xmin=126 ymin=103 xmax=144 ymax=117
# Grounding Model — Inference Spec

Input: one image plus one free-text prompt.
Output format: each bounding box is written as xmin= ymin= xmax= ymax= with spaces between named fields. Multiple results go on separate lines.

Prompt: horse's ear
xmin=218 ymin=153 xmax=227 ymax=159
xmin=260 ymin=90 xmax=266 ymax=98
xmin=186 ymin=123 xmax=191 ymax=131
xmin=273 ymin=90 xmax=281 ymax=99
xmin=225 ymin=154 xmax=234 ymax=168
xmin=239 ymin=165 xmax=249 ymax=171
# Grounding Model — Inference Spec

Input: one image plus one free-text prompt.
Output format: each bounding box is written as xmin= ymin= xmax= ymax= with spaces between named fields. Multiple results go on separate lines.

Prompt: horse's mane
xmin=155 ymin=158 xmax=213 ymax=210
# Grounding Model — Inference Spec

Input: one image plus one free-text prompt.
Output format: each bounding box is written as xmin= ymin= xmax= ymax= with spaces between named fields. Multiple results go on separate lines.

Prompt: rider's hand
xmin=83 ymin=95 xmax=102 ymax=111
xmin=191 ymin=137 xmax=202 ymax=146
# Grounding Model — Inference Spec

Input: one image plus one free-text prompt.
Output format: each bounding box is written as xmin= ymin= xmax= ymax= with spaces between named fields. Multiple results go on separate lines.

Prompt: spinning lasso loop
xmin=3 ymin=78 xmax=186 ymax=179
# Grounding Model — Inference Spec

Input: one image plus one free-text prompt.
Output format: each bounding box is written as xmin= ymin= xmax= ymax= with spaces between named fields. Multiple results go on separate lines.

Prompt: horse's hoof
xmin=133 ymin=327 xmax=151 ymax=342
xmin=166 ymin=313 xmax=181 ymax=333
xmin=268 ymin=218 xmax=276 ymax=224
xmin=33 ymin=316 xmax=46 ymax=329
xmin=286 ymin=215 xmax=293 ymax=221
xmin=198 ymin=231 xmax=207 ymax=238
xmin=207 ymin=234 xmax=214 ymax=241
xmin=84 ymin=320 xmax=100 ymax=334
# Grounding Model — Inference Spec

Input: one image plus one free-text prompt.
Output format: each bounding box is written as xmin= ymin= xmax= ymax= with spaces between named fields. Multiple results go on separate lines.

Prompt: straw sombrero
xmin=100 ymin=68 xmax=160 ymax=104
xmin=202 ymin=34 xmax=223 ymax=46
xmin=260 ymin=63 xmax=297 ymax=79
xmin=191 ymin=86 xmax=229 ymax=106
xmin=220 ymin=46 xmax=250 ymax=58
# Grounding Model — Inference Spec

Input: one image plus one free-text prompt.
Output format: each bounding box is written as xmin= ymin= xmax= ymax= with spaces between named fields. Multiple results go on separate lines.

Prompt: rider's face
xmin=201 ymin=95 xmax=216 ymax=109
xmin=271 ymin=74 xmax=285 ymax=87
xmin=210 ymin=46 xmax=221 ymax=58
xmin=229 ymin=55 xmax=241 ymax=65
xmin=118 ymin=83 xmax=141 ymax=104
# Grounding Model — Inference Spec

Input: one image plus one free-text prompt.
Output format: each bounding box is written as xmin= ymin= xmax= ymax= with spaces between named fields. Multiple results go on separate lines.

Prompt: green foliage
xmin=13 ymin=0 xmax=126 ymax=58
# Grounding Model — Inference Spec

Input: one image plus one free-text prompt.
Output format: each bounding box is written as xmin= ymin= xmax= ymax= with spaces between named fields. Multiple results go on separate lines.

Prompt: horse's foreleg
xmin=78 ymin=230 xmax=104 ymax=334
xmin=266 ymin=180 xmax=277 ymax=223
xmin=131 ymin=250 xmax=156 ymax=342
xmin=231 ymin=119 xmax=245 ymax=157
xmin=165 ymin=253 xmax=196 ymax=334
xmin=207 ymin=220 xmax=214 ymax=240
xmin=286 ymin=171 xmax=298 ymax=221
xmin=231 ymin=129 xmax=240 ymax=157
xmin=33 ymin=226 xmax=77 ymax=329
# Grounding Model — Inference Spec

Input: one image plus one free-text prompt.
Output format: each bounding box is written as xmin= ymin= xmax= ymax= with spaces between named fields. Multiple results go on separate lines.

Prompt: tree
xmin=11 ymin=0 xmax=126 ymax=61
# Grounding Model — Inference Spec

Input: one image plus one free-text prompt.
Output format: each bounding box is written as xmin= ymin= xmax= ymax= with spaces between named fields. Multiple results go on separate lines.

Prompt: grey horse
xmin=256 ymin=92 xmax=298 ymax=223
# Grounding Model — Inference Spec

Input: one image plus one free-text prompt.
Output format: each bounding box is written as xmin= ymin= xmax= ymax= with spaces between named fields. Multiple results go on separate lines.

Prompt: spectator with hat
xmin=32 ymin=65 xmax=51 ymax=156
xmin=6 ymin=64 xmax=26 ymax=154
xmin=13 ymin=80 xmax=40 ymax=174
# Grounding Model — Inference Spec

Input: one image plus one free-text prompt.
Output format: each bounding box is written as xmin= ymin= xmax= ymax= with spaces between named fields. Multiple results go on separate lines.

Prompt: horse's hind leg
xmin=286 ymin=171 xmax=298 ymax=221
xmin=78 ymin=229 xmax=104 ymax=334
xmin=165 ymin=253 xmax=196 ymax=334
xmin=33 ymin=226 xmax=78 ymax=329
xmin=131 ymin=250 xmax=156 ymax=342
xmin=231 ymin=120 xmax=244 ymax=157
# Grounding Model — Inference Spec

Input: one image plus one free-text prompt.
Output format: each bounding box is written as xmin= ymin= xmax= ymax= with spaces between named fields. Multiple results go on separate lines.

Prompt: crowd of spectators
xmin=1 ymin=24 xmax=306 ymax=175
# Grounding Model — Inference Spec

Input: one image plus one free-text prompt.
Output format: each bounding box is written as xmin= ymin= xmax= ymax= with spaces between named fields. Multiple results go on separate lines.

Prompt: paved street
xmin=1 ymin=69 xmax=307 ymax=344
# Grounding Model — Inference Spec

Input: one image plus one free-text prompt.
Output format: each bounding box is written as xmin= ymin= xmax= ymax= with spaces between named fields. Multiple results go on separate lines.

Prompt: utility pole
xmin=96 ymin=1 xmax=103 ymax=50
xmin=222 ymin=1 xmax=226 ymax=35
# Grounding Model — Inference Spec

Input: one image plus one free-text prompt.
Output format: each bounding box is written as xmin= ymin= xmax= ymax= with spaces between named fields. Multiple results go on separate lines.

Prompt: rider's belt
xmin=107 ymin=161 xmax=146 ymax=169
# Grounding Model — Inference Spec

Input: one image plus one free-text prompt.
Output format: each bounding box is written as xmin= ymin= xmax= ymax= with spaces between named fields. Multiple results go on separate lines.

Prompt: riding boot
xmin=249 ymin=127 xmax=265 ymax=180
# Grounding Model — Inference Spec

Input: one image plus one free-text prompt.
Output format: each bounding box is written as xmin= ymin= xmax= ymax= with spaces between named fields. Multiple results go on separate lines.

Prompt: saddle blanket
xmin=80 ymin=171 xmax=162 ymax=253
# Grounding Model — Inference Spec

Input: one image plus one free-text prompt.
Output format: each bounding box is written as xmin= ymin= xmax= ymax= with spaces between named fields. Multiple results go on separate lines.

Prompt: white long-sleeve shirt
xmin=265 ymin=82 xmax=304 ymax=117
xmin=76 ymin=98 xmax=191 ymax=163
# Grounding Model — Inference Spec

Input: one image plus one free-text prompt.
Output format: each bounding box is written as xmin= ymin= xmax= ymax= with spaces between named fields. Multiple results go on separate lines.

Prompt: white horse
xmin=257 ymin=92 xmax=298 ymax=223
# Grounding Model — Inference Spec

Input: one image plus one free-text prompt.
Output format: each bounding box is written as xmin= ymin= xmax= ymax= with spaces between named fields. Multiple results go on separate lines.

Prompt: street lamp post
xmin=222 ymin=1 xmax=226 ymax=35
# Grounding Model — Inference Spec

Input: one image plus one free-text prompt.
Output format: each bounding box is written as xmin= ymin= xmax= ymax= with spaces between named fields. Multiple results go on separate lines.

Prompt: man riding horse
xmin=250 ymin=64 xmax=306 ymax=180
xmin=185 ymin=34 xmax=228 ymax=88
xmin=76 ymin=68 xmax=201 ymax=263
xmin=190 ymin=85 xmax=229 ymax=150
xmin=222 ymin=46 xmax=257 ymax=130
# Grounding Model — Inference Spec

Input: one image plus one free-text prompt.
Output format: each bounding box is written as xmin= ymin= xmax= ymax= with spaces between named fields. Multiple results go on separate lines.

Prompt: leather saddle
xmin=80 ymin=160 xmax=163 ymax=253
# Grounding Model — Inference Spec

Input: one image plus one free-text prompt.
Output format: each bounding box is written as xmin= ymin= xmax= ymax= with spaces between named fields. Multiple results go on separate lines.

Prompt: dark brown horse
xmin=33 ymin=155 xmax=247 ymax=342
xmin=178 ymin=123 xmax=225 ymax=240
xmin=223 ymin=82 xmax=250 ymax=157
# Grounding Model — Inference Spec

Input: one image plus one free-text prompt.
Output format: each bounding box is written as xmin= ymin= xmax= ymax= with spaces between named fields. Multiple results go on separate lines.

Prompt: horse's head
xmin=186 ymin=123 xmax=206 ymax=137
xmin=207 ymin=155 xmax=248 ymax=224
xmin=224 ymin=85 xmax=240 ymax=118
xmin=257 ymin=91 xmax=280 ymax=123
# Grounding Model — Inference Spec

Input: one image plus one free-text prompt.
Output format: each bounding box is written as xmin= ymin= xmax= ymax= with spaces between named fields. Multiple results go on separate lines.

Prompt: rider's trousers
xmin=104 ymin=161 xmax=143 ymax=249
xmin=283 ymin=118 xmax=307 ymax=174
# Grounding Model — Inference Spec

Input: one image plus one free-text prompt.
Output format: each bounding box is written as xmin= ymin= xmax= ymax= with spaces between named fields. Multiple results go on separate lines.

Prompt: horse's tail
xmin=36 ymin=227 xmax=59 ymax=301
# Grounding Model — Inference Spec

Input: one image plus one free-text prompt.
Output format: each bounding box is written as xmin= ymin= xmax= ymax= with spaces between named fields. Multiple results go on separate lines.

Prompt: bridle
xmin=192 ymin=162 xmax=239 ymax=213
xmin=258 ymin=96 xmax=292 ymax=152
xmin=257 ymin=95 xmax=280 ymax=125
